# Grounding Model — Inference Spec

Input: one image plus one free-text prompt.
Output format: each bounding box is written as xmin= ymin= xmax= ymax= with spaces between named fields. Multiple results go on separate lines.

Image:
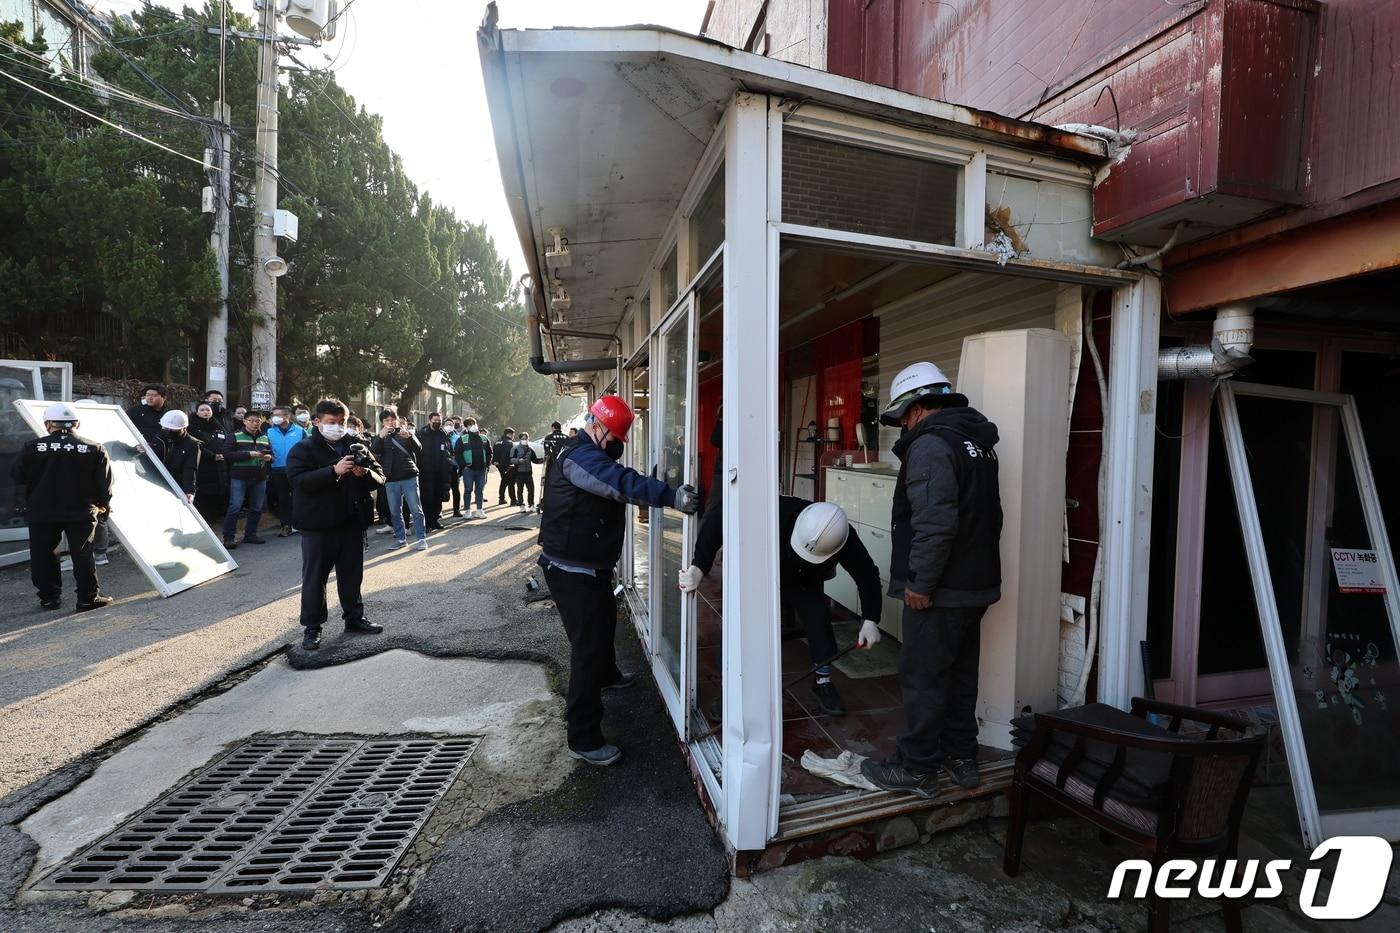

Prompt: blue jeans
xmin=386 ymin=478 xmax=426 ymax=543
xmin=463 ymin=468 xmax=488 ymax=510
xmin=224 ymin=477 xmax=266 ymax=538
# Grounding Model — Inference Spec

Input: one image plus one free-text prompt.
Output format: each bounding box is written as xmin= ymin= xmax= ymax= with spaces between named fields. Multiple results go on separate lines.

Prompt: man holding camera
xmin=371 ymin=410 xmax=426 ymax=550
xmin=286 ymin=399 xmax=386 ymax=651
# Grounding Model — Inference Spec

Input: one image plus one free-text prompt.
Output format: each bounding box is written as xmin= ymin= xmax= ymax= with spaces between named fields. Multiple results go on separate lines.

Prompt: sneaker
xmin=223 ymin=536 xmax=239 ymax=550
xmin=345 ymin=619 xmax=384 ymax=635
xmin=476 ymin=509 xmax=489 ymax=519
xmin=376 ymin=525 xmax=395 ymax=535
xmin=278 ymin=525 xmax=293 ymax=537
xmin=603 ymin=672 xmax=638 ymax=691
xmin=390 ymin=539 xmax=406 ymax=549
xmin=301 ymin=629 xmax=322 ymax=651
xmin=242 ymin=535 xmax=266 ymax=545
xmin=415 ymin=539 xmax=429 ymax=551
xmin=810 ymin=680 xmax=847 ymax=716
xmin=40 ymin=598 xmax=61 ymax=610
xmin=943 ymin=758 xmax=980 ymax=789
xmin=518 ymin=505 xmax=528 ymax=514
xmin=568 ymin=744 xmax=622 ymax=767
xmin=93 ymin=552 xmax=110 ymax=566
xmin=76 ymin=594 xmax=115 ymax=613
xmin=860 ymin=758 xmax=941 ymax=799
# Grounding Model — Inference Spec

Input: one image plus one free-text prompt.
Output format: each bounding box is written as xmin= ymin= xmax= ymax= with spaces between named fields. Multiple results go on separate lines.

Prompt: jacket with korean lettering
xmin=11 ymin=429 xmax=113 ymax=523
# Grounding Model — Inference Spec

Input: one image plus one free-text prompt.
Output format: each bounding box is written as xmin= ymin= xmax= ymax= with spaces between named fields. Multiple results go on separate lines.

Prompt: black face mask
xmin=603 ymin=439 xmax=625 ymax=461
xmin=208 ymin=402 xmax=223 ymax=414
xmin=162 ymin=428 xmax=183 ymax=439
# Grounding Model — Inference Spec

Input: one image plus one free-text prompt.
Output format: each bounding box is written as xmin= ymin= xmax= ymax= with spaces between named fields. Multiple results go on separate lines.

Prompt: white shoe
xmin=376 ymin=525 xmax=394 ymax=535
xmin=519 ymin=505 xmax=528 ymax=514
xmin=94 ymin=553 xmax=110 ymax=566
xmin=415 ymin=539 xmax=429 ymax=551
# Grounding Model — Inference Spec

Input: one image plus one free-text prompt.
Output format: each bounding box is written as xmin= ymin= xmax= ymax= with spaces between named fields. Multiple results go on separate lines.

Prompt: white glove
xmin=678 ymin=564 xmax=704 ymax=593
xmin=857 ymin=619 xmax=882 ymax=648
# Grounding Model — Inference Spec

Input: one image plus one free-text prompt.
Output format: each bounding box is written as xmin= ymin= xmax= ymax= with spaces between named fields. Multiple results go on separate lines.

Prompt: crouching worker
xmin=538 ymin=395 xmax=699 ymax=766
xmin=286 ymin=399 xmax=386 ymax=651
xmin=679 ymin=497 xmax=883 ymax=716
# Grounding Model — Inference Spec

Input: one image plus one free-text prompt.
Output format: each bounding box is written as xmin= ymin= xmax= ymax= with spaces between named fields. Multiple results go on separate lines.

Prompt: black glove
xmin=673 ymin=484 xmax=700 ymax=515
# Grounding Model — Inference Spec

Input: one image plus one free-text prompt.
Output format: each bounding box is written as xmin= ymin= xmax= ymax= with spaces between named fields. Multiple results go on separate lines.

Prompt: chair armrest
xmin=1030 ymin=710 xmax=1208 ymax=755
xmin=1129 ymin=698 xmax=1251 ymax=738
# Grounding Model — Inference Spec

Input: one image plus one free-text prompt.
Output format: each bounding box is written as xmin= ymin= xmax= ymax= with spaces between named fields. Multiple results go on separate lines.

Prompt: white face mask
xmin=467 ymin=425 xmax=479 ymax=433
xmin=270 ymin=415 xmax=285 ymax=425
xmin=296 ymin=412 xmax=310 ymax=423
xmin=319 ymin=422 xmax=347 ymax=441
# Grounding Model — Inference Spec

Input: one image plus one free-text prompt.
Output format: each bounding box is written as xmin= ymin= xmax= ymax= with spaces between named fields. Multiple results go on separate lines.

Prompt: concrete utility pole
xmin=205 ymin=99 xmax=231 ymax=395
xmin=249 ymin=0 xmax=280 ymax=411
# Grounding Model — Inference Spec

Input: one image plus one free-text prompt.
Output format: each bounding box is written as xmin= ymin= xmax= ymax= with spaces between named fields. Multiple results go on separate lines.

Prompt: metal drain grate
xmin=37 ymin=735 xmax=478 ymax=893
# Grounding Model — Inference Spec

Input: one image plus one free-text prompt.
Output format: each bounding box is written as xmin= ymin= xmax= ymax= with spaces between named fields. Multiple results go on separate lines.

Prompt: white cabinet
xmin=822 ymin=466 xmax=902 ymax=639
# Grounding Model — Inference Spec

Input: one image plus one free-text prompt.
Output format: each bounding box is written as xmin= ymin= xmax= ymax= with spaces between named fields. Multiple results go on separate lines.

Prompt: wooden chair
xmin=1003 ymin=698 xmax=1264 ymax=933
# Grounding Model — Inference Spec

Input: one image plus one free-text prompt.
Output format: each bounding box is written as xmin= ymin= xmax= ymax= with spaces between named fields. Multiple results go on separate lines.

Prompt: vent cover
xmin=36 ymin=735 xmax=478 ymax=893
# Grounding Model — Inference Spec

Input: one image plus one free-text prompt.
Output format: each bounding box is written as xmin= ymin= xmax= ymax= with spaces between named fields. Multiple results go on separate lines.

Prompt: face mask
xmin=271 ymin=416 xmax=285 ymax=426
xmin=208 ymin=402 xmax=223 ymax=413
xmin=162 ymin=428 xmax=182 ymax=438
xmin=319 ymin=423 xmax=347 ymax=441
xmin=296 ymin=412 xmax=310 ymax=423
xmin=467 ymin=425 xmax=478 ymax=433
xmin=604 ymin=439 xmax=625 ymax=461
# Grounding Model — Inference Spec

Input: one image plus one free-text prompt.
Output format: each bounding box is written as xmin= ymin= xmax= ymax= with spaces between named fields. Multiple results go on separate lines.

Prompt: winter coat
xmin=224 ymin=430 xmax=271 ymax=483
xmin=511 ymin=441 xmax=542 ymax=467
xmin=263 ymin=422 xmax=306 ymax=469
xmin=493 ymin=435 xmax=517 ymax=469
xmin=151 ymin=431 xmax=201 ymax=496
xmin=370 ymin=429 xmax=421 ymax=483
xmin=538 ymin=436 xmax=676 ymax=569
xmin=187 ymin=416 xmax=230 ymax=494
xmin=456 ymin=431 xmax=492 ymax=471
xmin=285 ymin=430 xmax=385 ymax=531
xmin=126 ymin=402 xmax=167 ymax=444
xmin=889 ymin=407 xmax=1003 ymax=607
xmin=416 ymin=425 xmax=454 ymax=501
xmin=11 ymin=429 xmax=112 ymax=523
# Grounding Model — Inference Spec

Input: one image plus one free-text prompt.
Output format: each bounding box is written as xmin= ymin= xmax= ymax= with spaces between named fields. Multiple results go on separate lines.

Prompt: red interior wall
xmin=813 ymin=318 xmax=867 ymax=450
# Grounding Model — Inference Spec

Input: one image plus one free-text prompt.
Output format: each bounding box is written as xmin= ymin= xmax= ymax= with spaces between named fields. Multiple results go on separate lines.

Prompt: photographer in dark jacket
xmin=12 ymin=403 xmax=114 ymax=611
xmin=286 ymin=399 xmax=386 ymax=651
xmin=416 ymin=413 xmax=454 ymax=531
xmin=150 ymin=410 xmax=201 ymax=502
xmin=861 ymin=363 xmax=1002 ymax=799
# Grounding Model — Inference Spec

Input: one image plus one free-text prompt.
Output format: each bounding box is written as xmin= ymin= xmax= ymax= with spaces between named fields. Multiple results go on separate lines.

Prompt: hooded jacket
xmin=889 ymin=406 xmax=1003 ymax=607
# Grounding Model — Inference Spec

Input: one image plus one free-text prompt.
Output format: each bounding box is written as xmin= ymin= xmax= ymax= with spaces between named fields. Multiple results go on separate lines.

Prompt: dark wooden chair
xmin=1003 ymin=698 xmax=1264 ymax=933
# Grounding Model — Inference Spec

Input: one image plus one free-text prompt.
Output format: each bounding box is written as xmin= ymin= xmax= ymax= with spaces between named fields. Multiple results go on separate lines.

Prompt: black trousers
xmin=195 ymin=491 xmax=228 ymax=528
xmin=421 ymin=474 xmax=444 ymax=527
xmin=515 ymin=469 xmax=535 ymax=506
xmin=449 ymin=469 xmax=461 ymax=514
xmin=29 ymin=520 xmax=98 ymax=602
xmin=496 ymin=465 xmax=518 ymax=504
xmin=299 ymin=525 xmax=366 ymax=631
xmin=545 ymin=566 xmax=622 ymax=752
xmin=269 ymin=470 xmax=293 ymax=526
xmin=895 ymin=604 xmax=986 ymax=770
xmin=780 ymin=584 xmax=839 ymax=667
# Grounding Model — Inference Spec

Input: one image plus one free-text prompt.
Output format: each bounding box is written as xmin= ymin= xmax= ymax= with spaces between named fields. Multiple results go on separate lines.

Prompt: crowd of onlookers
xmin=124 ymin=383 xmax=575 ymax=552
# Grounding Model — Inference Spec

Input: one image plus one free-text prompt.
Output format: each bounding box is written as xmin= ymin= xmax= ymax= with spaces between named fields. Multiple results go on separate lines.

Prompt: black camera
xmin=348 ymin=442 xmax=375 ymax=469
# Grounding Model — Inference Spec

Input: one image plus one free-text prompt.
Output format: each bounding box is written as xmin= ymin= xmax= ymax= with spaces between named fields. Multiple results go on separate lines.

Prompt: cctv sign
xmin=1108 ymin=836 xmax=1393 ymax=920
xmin=1331 ymin=549 xmax=1386 ymax=594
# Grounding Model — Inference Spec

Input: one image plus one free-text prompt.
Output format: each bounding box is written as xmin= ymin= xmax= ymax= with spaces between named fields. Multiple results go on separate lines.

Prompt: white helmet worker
xmin=42 ymin=402 xmax=79 ymax=423
xmin=159 ymin=410 xmax=189 ymax=430
xmin=879 ymin=361 xmax=966 ymax=426
xmin=790 ymin=501 xmax=850 ymax=564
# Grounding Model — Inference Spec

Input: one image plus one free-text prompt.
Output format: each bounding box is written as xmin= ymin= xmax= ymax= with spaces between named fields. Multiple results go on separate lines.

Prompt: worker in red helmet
xmin=538 ymin=394 xmax=700 ymax=766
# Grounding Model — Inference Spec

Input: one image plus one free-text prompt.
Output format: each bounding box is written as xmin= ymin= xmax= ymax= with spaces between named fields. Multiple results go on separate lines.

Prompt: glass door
xmin=1218 ymin=382 xmax=1400 ymax=846
xmin=650 ymin=294 xmax=698 ymax=732
xmin=625 ymin=359 xmax=651 ymax=641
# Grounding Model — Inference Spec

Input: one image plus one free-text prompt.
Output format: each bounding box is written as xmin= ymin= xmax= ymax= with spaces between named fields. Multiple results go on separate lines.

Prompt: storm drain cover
xmin=36 ymin=735 xmax=478 ymax=893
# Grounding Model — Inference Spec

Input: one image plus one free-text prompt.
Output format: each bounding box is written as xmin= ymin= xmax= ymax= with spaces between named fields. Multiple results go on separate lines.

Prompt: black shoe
xmin=860 ymin=758 xmax=941 ymax=799
xmin=345 ymin=619 xmax=384 ymax=635
xmin=301 ymin=629 xmax=322 ymax=651
xmin=810 ymin=680 xmax=847 ymax=716
xmin=452 ymin=511 xmax=462 ymax=517
xmin=603 ymin=672 xmax=638 ymax=691
xmin=40 ymin=598 xmax=61 ymax=610
xmin=75 ymin=594 xmax=114 ymax=613
xmin=242 ymin=535 xmax=266 ymax=544
xmin=943 ymin=757 xmax=980 ymax=789
xmin=224 ymin=536 xmax=239 ymax=550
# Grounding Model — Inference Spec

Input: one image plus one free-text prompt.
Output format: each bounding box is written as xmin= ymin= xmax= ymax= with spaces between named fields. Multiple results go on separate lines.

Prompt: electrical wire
xmin=0 ymin=42 xmax=213 ymax=122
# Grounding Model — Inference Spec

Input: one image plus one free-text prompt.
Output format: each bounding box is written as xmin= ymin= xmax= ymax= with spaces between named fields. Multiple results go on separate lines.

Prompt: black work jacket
xmin=152 ymin=432 xmax=201 ymax=496
xmin=286 ymin=431 xmax=385 ymax=531
xmin=126 ymin=403 xmax=167 ymax=444
xmin=188 ymin=416 xmax=230 ymax=492
xmin=370 ymin=430 xmax=421 ymax=483
xmin=11 ymin=430 xmax=113 ymax=523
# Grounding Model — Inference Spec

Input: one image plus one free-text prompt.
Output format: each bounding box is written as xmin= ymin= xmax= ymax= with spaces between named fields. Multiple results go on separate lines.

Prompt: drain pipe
xmin=524 ymin=280 xmax=621 ymax=378
xmin=1158 ymin=304 xmax=1255 ymax=381
xmin=1118 ymin=220 xmax=1188 ymax=269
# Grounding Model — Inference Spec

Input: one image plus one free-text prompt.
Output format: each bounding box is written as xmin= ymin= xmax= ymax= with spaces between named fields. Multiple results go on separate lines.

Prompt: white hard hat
xmin=790 ymin=501 xmax=850 ymax=564
xmin=880 ymin=361 xmax=963 ymax=426
xmin=160 ymin=410 xmax=189 ymax=430
xmin=43 ymin=402 xmax=79 ymax=422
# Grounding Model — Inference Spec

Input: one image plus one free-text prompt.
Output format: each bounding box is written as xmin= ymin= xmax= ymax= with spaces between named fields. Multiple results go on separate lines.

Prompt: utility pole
xmin=250 ymin=0 xmax=280 ymax=411
xmin=205 ymin=99 xmax=231 ymax=395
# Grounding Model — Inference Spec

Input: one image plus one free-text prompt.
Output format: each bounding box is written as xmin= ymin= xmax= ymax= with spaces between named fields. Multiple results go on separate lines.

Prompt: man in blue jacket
xmin=538 ymin=395 xmax=699 ymax=766
xmin=264 ymin=405 xmax=306 ymax=537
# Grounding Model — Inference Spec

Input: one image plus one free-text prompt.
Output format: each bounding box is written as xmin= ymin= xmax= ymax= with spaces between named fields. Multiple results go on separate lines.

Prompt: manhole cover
xmin=36 ymin=735 xmax=478 ymax=893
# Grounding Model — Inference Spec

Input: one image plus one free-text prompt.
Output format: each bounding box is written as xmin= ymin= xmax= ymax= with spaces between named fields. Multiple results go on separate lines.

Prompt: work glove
xmin=678 ymin=564 xmax=704 ymax=593
xmin=857 ymin=619 xmax=882 ymax=648
xmin=673 ymin=483 xmax=700 ymax=514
